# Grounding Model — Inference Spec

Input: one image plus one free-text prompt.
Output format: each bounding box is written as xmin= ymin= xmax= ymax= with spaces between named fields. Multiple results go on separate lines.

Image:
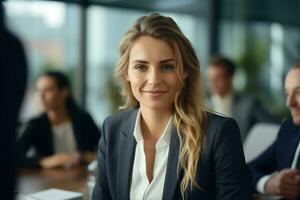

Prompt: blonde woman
xmin=92 ymin=13 xmax=252 ymax=200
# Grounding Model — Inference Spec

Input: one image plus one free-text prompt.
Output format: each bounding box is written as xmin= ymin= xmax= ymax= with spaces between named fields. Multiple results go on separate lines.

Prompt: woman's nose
xmin=147 ymin=68 xmax=161 ymax=84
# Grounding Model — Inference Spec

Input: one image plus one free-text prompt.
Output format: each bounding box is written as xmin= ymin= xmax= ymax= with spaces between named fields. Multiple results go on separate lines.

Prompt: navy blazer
xmin=249 ymin=117 xmax=300 ymax=192
xmin=17 ymin=111 xmax=101 ymax=168
xmin=92 ymin=109 xmax=252 ymax=200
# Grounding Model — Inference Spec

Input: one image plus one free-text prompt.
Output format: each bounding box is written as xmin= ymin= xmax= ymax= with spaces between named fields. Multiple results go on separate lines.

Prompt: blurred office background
xmin=3 ymin=0 xmax=300 ymax=126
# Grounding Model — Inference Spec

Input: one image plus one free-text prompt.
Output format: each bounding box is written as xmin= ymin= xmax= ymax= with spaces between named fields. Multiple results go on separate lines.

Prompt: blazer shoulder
xmin=281 ymin=117 xmax=295 ymax=128
xmin=104 ymin=108 xmax=136 ymax=124
xmin=102 ymin=108 xmax=137 ymax=133
xmin=20 ymin=113 xmax=49 ymax=139
xmin=72 ymin=109 xmax=94 ymax=122
xmin=206 ymin=112 xmax=237 ymax=129
xmin=205 ymin=112 xmax=240 ymax=143
xmin=277 ymin=117 xmax=298 ymax=137
xmin=26 ymin=113 xmax=49 ymax=127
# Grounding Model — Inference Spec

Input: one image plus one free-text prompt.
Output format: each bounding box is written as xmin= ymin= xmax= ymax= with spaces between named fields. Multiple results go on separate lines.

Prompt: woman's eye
xmin=135 ymin=64 xmax=147 ymax=72
xmin=161 ymin=64 xmax=175 ymax=72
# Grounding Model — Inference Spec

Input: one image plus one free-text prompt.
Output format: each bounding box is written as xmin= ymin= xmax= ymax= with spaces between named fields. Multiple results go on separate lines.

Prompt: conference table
xmin=17 ymin=166 xmax=267 ymax=200
xmin=17 ymin=165 xmax=92 ymax=200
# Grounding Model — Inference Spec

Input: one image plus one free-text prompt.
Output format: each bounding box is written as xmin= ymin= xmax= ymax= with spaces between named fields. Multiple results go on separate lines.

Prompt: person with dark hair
xmin=92 ymin=13 xmax=251 ymax=200
xmin=249 ymin=61 xmax=300 ymax=200
xmin=17 ymin=71 xmax=101 ymax=168
xmin=207 ymin=56 xmax=274 ymax=142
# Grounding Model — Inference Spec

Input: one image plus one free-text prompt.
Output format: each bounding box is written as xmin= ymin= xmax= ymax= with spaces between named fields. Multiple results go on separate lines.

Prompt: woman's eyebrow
xmin=131 ymin=60 xmax=148 ymax=63
xmin=159 ymin=59 xmax=175 ymax=63
xmin=131 ymin=58 xmax=174 ymax=64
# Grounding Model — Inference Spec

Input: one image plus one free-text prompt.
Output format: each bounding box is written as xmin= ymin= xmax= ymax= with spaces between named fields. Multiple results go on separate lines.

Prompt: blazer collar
xmin=122 ymin=109 xmax=139 ymax=136
xmin=117 ymin=109 xmax=182 ymax=200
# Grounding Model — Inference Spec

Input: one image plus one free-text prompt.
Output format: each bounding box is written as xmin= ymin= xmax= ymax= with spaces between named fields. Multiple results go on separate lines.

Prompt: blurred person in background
xmin=249 ymin=61 xmax=300 ymax=200
xmin=17 ymin=71 xmax=101 ymax=168
xmin=207 ymin=56 xmax=275 ymax=142
xmin=0 ymin=3 xmax=27 ymax=199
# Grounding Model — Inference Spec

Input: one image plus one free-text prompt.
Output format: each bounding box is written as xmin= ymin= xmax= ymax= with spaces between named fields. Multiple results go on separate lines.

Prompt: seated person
xmin=17 ymin=71 xmax=101 ymax=168
xmin=249 ymin=61 xmax=300 ymax=199
xmin=92 ymin=13 xmax=252 ymax=200
xmin=207 ymin=56 xmax=275 ymax=143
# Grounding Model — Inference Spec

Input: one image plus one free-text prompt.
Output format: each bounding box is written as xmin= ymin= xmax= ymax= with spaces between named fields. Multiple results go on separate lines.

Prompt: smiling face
xmin=126 ymin=36 xmax=181 ymax=112
xmin=285 ymin=68 xmax=300 ymax=125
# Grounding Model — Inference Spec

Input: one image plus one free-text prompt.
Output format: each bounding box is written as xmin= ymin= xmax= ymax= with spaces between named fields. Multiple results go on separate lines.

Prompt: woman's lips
xmin=143 ymin=90 xmax=167 ymax=97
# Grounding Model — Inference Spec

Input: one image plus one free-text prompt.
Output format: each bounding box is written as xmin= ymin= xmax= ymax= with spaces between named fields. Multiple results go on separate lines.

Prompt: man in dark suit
xmin=0 ymin=3 xmax=28 ymax=199
xmin=207 ymin=56 xmax=274 ymax=142
xmin=249 ymin=61 xmax=300 ymax=200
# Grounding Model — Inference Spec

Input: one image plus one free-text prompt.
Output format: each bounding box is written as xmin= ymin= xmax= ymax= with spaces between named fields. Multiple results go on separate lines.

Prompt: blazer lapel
xmin=284 ymin=125 xmax=300 ymax=167
xmin=117 ymin=109 xmax=138 ymax=200
xmin=162 ymin=127 xmax=182 ymax=200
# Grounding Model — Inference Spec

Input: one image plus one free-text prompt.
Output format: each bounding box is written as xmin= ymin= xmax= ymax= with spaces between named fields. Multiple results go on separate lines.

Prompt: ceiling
xmin=4 ymin=0 xmax=300 ymax=26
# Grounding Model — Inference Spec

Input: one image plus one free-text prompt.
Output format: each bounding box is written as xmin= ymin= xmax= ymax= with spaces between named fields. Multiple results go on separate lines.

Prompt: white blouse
xmin=52 ymin=121 xmax=77 ymax=153
xmin=130 ymin=109 xmax=173 ymax=200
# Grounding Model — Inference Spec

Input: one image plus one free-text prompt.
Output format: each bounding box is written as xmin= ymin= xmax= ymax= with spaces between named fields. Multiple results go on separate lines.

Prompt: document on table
xmin=17 ymin=188 xmax=83 ymax=200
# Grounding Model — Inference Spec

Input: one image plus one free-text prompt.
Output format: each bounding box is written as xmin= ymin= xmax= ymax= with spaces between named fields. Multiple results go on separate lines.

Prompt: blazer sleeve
xmin=92 ymin=118 xmax=112 ymax=200
xmin=248 ymin=141 xmax=277 ymax=192
xmin=16 ymin=120 xmax=41 ymax=168
xmin=213 ymin=118 xmax=253 ymax=200
xmin=248 ymin=118 xmax=296 ymax=193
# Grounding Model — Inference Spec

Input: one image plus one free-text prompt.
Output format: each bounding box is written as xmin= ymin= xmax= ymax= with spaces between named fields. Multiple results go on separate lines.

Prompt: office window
xmin=4 ymin=1 xmax=81 ymax=122
xmin=219 ymin=20 xmax=300 ymax=118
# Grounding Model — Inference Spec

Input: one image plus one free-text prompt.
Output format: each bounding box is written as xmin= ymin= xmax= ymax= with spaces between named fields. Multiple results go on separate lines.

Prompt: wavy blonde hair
xmin=115 ymin=13 xmax=208 ymax=197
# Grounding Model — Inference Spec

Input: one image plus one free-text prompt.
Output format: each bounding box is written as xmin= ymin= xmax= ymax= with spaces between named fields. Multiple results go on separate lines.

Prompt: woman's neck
xmin=140 ymin=107 xmax=172 ymax=141
xmin=47 ymin=106 xmax=70 ymax=125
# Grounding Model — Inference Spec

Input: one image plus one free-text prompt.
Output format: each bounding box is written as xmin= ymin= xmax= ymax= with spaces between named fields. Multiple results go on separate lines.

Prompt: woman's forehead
xmin=129 ymin=36 xmax=174 ymax=62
